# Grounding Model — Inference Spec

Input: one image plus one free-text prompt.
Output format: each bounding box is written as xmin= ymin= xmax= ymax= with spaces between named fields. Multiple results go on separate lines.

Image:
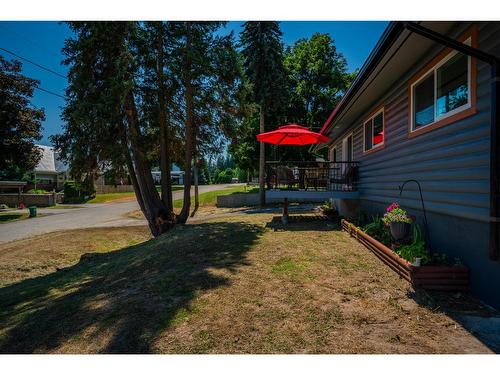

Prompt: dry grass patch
xmin=0 ymin=227 xmax=151 ymax=286
xmin=0 ymin=213 xmax=493 ymax=353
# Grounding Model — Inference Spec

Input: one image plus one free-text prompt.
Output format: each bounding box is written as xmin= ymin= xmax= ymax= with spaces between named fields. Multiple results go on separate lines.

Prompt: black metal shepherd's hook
xmin=399 ymin=179 xmax=432 ymax=254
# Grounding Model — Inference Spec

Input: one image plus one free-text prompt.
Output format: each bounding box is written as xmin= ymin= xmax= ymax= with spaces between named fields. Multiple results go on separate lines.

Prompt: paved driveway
xmin=0 ymin=184 xmax=239 ymax=244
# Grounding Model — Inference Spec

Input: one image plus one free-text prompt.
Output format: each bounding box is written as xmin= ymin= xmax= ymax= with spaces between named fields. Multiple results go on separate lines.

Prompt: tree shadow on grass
xmin=0 ymin=221 xmax=263 ymax=353
xmin=265 ymin=215 xmax=339 ymax=232
xmin=0 ymin=213 xmax=24 ymax=223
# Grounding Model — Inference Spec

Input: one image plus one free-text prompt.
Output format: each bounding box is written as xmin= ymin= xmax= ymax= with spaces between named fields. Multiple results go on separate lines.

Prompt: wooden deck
xmin=266 ymin=189 xmax=359 ymax=200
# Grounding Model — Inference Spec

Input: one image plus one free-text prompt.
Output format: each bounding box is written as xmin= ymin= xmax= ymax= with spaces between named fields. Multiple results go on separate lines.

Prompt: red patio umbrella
xmin=256 ymin=124 xmax=329 ymax=225
xmin=256 ymin=124 xmax=330 ymax=145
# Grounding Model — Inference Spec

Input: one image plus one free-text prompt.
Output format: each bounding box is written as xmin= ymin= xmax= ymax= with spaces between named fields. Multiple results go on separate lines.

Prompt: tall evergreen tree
xmin=55 ymin=21 xmax=242 ymax=233
xmin=0 ymin=56 xmax=45 ymax=180
xmin=137 ymin=21 xmax=181 ymax=214
xmin=240 ymin=21 xmax=286 ymax=206
xmin=54 ymin=22 xmax=175 ymax=236
xmin=168 ymin=22 xmax=242 ymax=222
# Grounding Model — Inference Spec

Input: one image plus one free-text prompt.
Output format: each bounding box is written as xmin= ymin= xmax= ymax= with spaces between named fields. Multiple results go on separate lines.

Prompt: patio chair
xmin=305 ymin=168 xmax=328 ymax=190
xmin=276 ymin=165 xmax=299 ymax=189
xmin=266 ymin=166 xmax=277 ymax=189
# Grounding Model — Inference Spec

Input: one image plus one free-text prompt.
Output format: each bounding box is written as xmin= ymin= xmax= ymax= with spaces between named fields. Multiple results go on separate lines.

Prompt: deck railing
xmin=265 ymin=160 xmax=359 ymax=192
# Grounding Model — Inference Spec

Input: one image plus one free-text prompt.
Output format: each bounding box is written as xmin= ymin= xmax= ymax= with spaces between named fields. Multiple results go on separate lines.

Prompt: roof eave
xmin=319 ymin=21 xmax=405 ymax=137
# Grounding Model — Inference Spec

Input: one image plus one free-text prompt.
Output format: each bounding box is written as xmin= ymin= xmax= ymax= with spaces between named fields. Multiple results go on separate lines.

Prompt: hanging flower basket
xmin=383 ymin=202 xmax=412 ymax=241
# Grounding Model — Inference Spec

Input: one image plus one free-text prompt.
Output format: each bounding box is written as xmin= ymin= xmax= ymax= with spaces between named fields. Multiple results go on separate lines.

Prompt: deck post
xmin=282 ymin=198 xmax=289 ymax=225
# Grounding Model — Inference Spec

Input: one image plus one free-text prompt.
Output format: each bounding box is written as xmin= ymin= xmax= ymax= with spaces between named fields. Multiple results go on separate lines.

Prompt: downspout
xmin=402 ymin=22 xmax=500 ymax=261
xmin=490 ymin=64 xmax=499 ymax=261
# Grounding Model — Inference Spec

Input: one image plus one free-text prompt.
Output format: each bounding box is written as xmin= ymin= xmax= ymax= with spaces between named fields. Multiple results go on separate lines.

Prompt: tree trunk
xmin=164 ymin=116 xmax=173 ymax=210
xmin=177 ymin=79 xmax=193 ymax=223
xmin=259 ymin=103 xmax=266 ymax=206
xmin=156 ymin=21 xmax=173 ymax=212
xmin=177 ymin=23 xmax=194 ymax=224
xmin=193 ymin=124 xmax=199 ymax=215
xmin=159 ymin=117 xmax=173 ymax=209
xmin=192 ymin=155 xmax=199 ymax=217
xmin=123 ymin=134 xmax=146 ymax=214
xmin=194 ymin=165 xmax=199 ymax=209
xmin=124 ymin=91 xmax=174 ymax=236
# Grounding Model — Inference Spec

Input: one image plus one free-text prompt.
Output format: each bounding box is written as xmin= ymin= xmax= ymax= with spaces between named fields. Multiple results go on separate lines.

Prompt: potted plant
xmin=382 ymin=202 xmax=412 ymax=240
xmin=320 ymin=200 xmax=339 ymax=221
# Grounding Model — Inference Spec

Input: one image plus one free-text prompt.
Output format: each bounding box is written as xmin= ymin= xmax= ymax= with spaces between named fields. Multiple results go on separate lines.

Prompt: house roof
xmin=316 ymin=21 xmax=462 ymax=149
xmin=35 ymin=145 xmax=68 ymax=174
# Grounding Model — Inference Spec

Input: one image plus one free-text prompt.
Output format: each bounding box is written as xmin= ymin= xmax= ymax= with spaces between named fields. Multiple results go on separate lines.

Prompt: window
xmin=363 ymin=109 xmax=384 ymax=152
xmin=436 ymin=52 xmax=469 ymax=117
xmin=410 ymin=36 xmax=474 ymax=134
xmin=414 ymin=74 xmax=435 ymax=128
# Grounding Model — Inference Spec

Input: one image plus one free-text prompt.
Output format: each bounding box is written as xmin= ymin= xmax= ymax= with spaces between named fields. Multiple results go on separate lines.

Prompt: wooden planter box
xmin=341 ymin=219 xmax=469 ymax=291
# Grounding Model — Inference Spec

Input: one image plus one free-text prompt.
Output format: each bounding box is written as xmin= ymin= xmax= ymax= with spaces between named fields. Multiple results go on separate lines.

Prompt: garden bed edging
xmin=341 ymin=219 xmax=469 ymax=291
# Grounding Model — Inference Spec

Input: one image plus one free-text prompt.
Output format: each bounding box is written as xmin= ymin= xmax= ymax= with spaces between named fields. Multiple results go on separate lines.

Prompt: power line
xmin=33 ymin=85 xmax=65 ymax=99
xmin=0 ymin=46 xmax=66 ymax=79
xmin=0 ymin=71 xmax=65 ymax=99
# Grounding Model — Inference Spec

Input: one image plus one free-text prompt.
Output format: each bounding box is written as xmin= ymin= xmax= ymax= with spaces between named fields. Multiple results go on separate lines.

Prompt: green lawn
xmin=173 ymin=185 xmax=257 ymax=208
xmin=87 ymin=192 xmax=138 ymax=204
xmin=89 ymin=186 xmax=184 ymax=204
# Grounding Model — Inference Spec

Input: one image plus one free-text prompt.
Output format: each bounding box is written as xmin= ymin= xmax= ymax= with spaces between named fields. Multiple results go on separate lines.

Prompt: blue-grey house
xmin=269 ymin=21 xmax=500 ymax=309
xmin=317 ymin=21 xmax=500 ymax=309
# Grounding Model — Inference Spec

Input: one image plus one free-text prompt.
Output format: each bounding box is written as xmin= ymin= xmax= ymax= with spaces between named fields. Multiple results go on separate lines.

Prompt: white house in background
xmin=34 ymin=145 xmax=68 ymax=190
xmin=151 ymin=165 xmax=185 ymax=185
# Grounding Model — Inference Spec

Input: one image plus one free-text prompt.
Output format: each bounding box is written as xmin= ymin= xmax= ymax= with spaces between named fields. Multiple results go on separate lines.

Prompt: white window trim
xmin=342 ymin=132 xmax=354 ymax=162
xmin=363 ymin=108 xmax=385 ymax=152
xmin=329 ymin=146 xmax=337 ymax=162
xmin=410 ymin=37 xmax=472 ymax=133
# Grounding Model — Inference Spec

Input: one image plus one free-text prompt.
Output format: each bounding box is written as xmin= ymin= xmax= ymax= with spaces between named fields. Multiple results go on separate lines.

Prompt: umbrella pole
xmin=281 ymin=197 xmax=289 ymax=225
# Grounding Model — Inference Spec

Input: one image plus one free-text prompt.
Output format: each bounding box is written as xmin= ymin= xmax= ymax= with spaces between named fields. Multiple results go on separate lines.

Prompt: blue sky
xmin=0 ymin=21 xmax=388 ymax=145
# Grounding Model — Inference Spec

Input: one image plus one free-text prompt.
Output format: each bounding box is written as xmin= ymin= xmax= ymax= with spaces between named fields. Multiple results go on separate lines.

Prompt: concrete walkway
xmin=0 ymin=184 xmax=239 ymax=244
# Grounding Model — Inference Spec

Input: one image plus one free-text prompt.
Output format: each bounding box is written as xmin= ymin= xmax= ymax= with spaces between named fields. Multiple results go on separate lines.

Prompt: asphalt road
xmin=0 ymin=184 xmax=239 ymax=244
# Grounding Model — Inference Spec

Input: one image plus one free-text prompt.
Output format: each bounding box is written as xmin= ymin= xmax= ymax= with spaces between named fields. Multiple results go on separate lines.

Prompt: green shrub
xmin=64 ymin=180 xmax=95 ymax=203
xmin=320 ymin=200 xmax=337 ymax=213
xmin=363 ymin=215 xmax=392 ymax=247
xmin=320 ymin=200 xmax=339 ymax=222
xmin=215 ymin=168 xmax=234 ymax=183
xmin=394 ymin=225 xmax=430 ymax=264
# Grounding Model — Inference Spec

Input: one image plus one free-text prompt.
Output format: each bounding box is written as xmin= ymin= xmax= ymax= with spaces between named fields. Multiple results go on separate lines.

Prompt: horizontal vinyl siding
xmin=330 ymin=22 xmax=500 ymax=222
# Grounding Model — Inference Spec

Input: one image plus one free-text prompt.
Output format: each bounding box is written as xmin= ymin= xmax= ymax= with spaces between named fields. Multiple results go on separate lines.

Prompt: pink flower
xmin=386 ymin=202 xmax=400 ymax=213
